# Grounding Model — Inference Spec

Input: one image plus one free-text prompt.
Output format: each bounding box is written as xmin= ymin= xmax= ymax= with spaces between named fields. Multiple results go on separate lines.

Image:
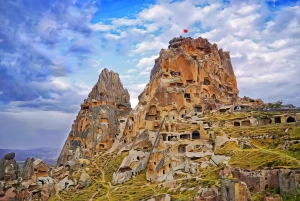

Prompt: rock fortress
xmin=1 ymin=36 xmax=300 ymax=201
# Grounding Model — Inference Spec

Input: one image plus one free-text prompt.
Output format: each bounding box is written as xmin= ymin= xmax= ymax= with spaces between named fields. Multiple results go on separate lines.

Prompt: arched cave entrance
xmin=192 ymin=130 xmax=200 ymax=139
xmin=286 ymin=116 xmax=295 ymax=123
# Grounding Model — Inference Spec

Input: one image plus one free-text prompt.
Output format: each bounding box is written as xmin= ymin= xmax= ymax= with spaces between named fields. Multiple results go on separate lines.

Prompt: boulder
xmin=3 ymin=153 xmax=15 ymax=160
xmin=37 ymin=176 xmax=53 ymax=185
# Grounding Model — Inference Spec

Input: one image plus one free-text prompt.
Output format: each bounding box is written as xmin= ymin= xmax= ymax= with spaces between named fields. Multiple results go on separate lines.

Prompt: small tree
xmin=267 ymin=100 xmax=283 ymax=108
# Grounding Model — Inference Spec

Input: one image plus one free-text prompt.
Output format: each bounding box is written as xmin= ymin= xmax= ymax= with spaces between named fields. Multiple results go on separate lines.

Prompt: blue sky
xmin=0 ymin=0 xmax=300 ymax=149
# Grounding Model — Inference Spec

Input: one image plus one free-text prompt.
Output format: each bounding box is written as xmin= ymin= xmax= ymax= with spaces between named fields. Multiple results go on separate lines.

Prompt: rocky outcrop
xmin=20 ymin=158 xmax=49 ymax=182
xmin=20 ymin=158 xmax=35 ymax=181
xmin=0 ymin=152 xmax=19 ymax=182
xmin=114 ymin=36 xmax=242 ymax=183
xmin=57 ymin=68 xmax=131 ymax=166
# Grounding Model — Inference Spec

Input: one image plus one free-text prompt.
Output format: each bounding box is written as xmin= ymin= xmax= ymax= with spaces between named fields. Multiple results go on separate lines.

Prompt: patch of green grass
xmin=229 ymin=149 xmax=300 ymax=170
xmin=103 ymin=152 xmax=128 ymax=182
xmin=288 ymin=127 xmax=300 ymax=140
xmin=215 ymin=141 xmax=240 ymax=156
xmin=250 ymin=138 xmax=279 ymax=149
xmin=251 ymin=191 xmax=264 ymax=201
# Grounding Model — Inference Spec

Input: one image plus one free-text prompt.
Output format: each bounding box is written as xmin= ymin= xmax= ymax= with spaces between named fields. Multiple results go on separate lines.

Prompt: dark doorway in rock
xmin=226 ymin=186 xmax=230 ymax=201
xmin=234 ymin=122 xmax=240 ymax=127
xmin=165 ymin=125 xmax=169 ymax=132
xmin=178 ymin=145 xmax=186 ymax=153
xmin=192 ymin=130 xmax=200 ymax=139
xmin=180 ymin=134 xmax=190 ymax=139
xmin=203 ymin=78 xmax=210 ymax=85
xmin=265 ymin=184 xmax=269 ymax=190
xmin=184 ymin=93 xmax=191 ymax=98
xmin=275 ymin=117 xmax=281 ymax=123
xmin=162 ymin=134 xmax=167 ymax=141
xmin=194 ymin=106 xmax=202 ymax=112
xmin=287 ymin=116 xmax=295 ymax=123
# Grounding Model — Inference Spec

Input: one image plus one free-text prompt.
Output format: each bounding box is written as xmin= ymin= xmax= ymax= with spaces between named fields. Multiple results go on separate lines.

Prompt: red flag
xmin=183 ymin=29 xmax=188 ymax=33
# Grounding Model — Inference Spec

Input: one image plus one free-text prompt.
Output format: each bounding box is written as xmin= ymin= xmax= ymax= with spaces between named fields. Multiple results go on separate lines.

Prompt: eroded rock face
xmin=0 ymin=152 xmax=19 ymax=182
xmin=124 ymin=36 xmax=240 ymax=144
xmin=57 ymin=68 xmax=131 ymax=166
xmin=114 ymin=36 xmax=242 ymax=183
xmin=20 ymin=158 xmax=35 ymax=181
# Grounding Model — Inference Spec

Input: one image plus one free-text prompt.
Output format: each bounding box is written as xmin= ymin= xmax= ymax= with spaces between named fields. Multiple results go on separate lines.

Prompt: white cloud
xmin=127 ymin=69 xmax=137 ymax=73
xmin=0 ymin=91 xmax=3 ymax=95
xmin=136 ymin=55 xmax=158 ymax=69
xmin=104 ymin=32 xmax=127 ymax=40
xmin=111 ymin=18 xmax=141 ymax=27
xmin=139 ymin=66 xmax=153 ymax=75
xmin=133 ymin=40 xmax=166 ymax=53
xmin=90 ymin=23 xmax=114 ymax=31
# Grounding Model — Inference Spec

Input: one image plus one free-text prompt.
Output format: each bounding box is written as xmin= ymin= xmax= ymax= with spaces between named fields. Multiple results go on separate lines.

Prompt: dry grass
xmin=215 ymin=141 xmax=240 ymax=156
xmin=229 ymin=149 xmax=300 ymax=170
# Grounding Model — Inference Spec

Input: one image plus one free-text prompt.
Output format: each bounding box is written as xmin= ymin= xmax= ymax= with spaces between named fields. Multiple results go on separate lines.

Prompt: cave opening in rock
xmin=265 ymin=184 xmax=269 ymax=190
xmin=192 ymin=130 xmax=200 ymax=139
xmin=178 ymin=144 xmax=187 ymax=153
xmin=226 ymin=186 xmax=230 ymax=200
xmin=241 ymin=120 xmax=251 ymax=126
xmin=186 ymin=80 xmax=193 ymax=84
xmin=184 ymin=93 xmax=191 ymax=98
xmin=286 ymin=116 xmax=295 ymax=123
xmin=119 ymin=167 xmax=132 ymax=173
xmin=177 ymin=83 xmax=184 ymax=87
xmin=234 ymin=122 xmax=240 ymax=127
xmin=180 ymin=134 xmax=190 ymax=139
xmin=203 ymin=78 xmax=210 ymax=85
xmin=170 ymin=83 xmax=176 ymax=87
xmin=275 ymin=117 xmax=281 ymax=123
xmin=194 ymin=106 xmax=202 ymax=112
xmin=162 ymin=134 xmax=167 ymax=141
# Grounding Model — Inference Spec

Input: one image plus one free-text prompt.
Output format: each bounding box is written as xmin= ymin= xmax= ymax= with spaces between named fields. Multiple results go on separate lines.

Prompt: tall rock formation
xmin=0 ymin=153 xmax=19 ymax=182
xmin=113 ymin=36 xmax=243 ymax=184
xmin=57 ymin=68 xmax=131 ymax=166
xmin=124 ymin=36 xmax=239 ymax=145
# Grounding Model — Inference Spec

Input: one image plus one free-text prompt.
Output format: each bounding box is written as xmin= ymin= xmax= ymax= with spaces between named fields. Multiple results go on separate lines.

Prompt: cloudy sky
xmin=0 ymin=0 xmax=299 ymax=149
